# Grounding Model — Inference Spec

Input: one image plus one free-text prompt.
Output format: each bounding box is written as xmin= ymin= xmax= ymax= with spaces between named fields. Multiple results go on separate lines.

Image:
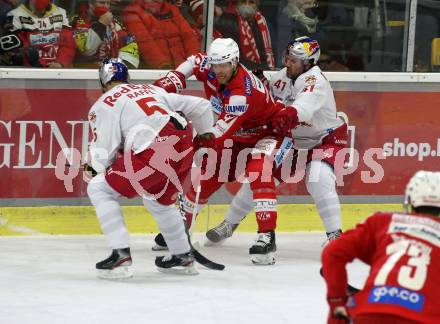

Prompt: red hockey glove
xmin=272 ymin=102 xmax=298 ymax=135
xmin=327 ymin=296 xmax=350 ymax=324
xmin=194 ymin=132 xmax=216 ymax=150
xmin=153 ymin=70 xmax=186 ymax=93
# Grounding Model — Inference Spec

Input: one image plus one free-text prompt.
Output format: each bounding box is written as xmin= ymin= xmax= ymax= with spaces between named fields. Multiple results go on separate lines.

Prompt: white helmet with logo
xmin=405 ymin=171 xmax=440 ymax=210
xmin=283 ymin=36 xmax=320 ymax=65
xmin=207 ymin=38 xmax=240 ymax=67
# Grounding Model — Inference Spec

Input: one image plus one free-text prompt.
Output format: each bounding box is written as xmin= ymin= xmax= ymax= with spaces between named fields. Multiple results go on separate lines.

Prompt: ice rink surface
xmin=0 ymin=233 xmax=370 ymax=324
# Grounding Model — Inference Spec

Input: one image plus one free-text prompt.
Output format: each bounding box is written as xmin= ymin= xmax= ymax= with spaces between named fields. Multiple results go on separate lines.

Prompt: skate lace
xmin=254 ymin=232 xmax=272 ymax=246
xmin=216 ymin=221 xmax=234 ymax=236
xmin=161 ymin=254 xmax=173 ymax=262
xmin=321 ymin=230 xmax=342 ymax=247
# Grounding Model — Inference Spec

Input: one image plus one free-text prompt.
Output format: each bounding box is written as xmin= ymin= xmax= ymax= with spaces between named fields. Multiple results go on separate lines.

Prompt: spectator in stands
xmin=189 ymin=0 xmax=275 ymax=70
xmin=0 ymin=0 xmax=20 ymax=35
xmin=169 ymin=0 xmax=203 ymax=43
xmin=276 ymin=0 xmax=319 ymax=67
xmin=187 ymin=0 xmax=223 ymax=41
xmin=122 ymin=0 xmax=200 ymax=69
xmin=71 ymin=0 xmax=139 ymax=68
xmin=6 ymin=0 xmax=76 ymax=68
xmin=318 ymin=53 xmax=349 ymax=72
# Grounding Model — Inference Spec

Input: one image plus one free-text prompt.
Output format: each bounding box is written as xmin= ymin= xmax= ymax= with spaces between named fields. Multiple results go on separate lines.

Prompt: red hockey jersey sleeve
xmin=322 ymin=214 xmax=379 ymax=298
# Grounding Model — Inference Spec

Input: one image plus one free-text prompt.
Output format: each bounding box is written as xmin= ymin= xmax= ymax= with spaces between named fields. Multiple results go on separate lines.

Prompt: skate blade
xmin=156 ymin=263 xmax=199 ymax=276
xmin=97 ymin=266 xmax=133 ymax=279
xmin=250 ymin=252 xmax=276 ymax=265
xmin=152 ymin=244 xmax=168 ymax=251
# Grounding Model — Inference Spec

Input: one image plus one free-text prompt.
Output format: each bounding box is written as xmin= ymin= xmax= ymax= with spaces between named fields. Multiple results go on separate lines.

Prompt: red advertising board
xmin=0 ymin=88 xmax=439 ymax=198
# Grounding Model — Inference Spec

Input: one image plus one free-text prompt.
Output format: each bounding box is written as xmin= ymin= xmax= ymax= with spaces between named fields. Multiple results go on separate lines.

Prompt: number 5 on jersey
xmin=136 ymin=97 xmax=168 ymax=116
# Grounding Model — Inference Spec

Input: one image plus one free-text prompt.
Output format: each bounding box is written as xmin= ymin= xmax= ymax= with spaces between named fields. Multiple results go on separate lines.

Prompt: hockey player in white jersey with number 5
xmin=206 ymin=36 xmax=348 ymax=246
xmin=86 ymin=58 xmax=215 ymax=279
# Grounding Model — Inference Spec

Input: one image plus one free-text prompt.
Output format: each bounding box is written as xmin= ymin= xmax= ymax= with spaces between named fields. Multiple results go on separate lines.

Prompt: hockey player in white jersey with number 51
xmin=86 ymin=58 xmax=215 ymax=279
xmin=206 ymin=36 xmax=348 ymax=246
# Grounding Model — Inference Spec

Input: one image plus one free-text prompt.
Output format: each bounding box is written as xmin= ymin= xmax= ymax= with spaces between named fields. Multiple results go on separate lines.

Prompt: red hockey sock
xmin=253 ymin=191 xmax=277 ymax=232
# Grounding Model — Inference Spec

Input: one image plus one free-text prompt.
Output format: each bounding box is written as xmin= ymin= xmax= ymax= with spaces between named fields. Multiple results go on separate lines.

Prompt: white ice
xmin=0 ymin=233 xmax=370 ymax=324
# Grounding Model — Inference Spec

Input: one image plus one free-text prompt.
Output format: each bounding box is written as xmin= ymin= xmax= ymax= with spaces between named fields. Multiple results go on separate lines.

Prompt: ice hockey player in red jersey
xmin=322 ymin=170 xmax=440 ymax=324
xmin=154 ymin=38 xmax=288 ymax=265
xmin=86 ymin=58 xmax=215 ymax=278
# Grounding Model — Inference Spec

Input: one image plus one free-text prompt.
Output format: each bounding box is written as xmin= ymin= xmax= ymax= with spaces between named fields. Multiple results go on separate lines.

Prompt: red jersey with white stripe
xmin=177 ymin=53 xmax=279 ymax=145
xmin=322 ymin=212 xmax=440 ymax=324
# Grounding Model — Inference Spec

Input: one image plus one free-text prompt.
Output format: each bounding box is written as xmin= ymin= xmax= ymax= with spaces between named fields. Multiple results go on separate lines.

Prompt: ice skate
xmin=205 ymin=220 xmax=238 ymax=246
xmin=249 ymin=231 xmax=276 ymax=265
xmin=96 ymin=248 xmax=133 ymax=279
xmin=155 ymin=251 xmax=198 ymax=275
xmin=322 ymin=229 xmax=342 ymax=247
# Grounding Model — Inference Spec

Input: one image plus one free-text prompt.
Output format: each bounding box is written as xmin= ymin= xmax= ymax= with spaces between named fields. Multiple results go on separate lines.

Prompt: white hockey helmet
xmin=207 ymin=38 xmax=240 ymax=67
xmin=404 ymin=171 xmax=440 ymax=210
xmin=283 ymin=36 xmax=320 ymax=65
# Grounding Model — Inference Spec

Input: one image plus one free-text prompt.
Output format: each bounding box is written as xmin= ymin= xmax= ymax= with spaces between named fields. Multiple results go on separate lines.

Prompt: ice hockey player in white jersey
xmin=86 ymin=58 xmax=215 ymax=278
xmin=206 ymin=36 xmax=348 ymax=246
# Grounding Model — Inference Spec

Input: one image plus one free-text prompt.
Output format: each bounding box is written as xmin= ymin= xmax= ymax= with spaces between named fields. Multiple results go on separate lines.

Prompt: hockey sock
xmin=253 ymin=191 xmax=277 ymax=233
xmin=306 ymin=160 xmax=342 ymax=233
xmin=87 ymin=174 xmax=129 ymax=249
xmin=144 ymin=199 xmax=191 ymax=255
xmin=225 ymin=183 xmax=254 ymax=225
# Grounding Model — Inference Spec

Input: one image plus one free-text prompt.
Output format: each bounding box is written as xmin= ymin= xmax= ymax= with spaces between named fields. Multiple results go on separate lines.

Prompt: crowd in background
xmin=0 ymin=0 xmax=439 ymax=71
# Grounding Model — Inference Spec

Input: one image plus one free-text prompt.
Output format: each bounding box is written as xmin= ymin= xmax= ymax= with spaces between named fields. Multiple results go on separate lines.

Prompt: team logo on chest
xmin=305 ymin=75 xmax=317 ymax=85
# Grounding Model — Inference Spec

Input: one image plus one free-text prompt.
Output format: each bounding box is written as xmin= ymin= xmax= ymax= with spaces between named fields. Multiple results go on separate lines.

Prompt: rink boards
xmin=0 ymin=69 xmax=437 ymax=236
xmin=0 ymin=203 xmax=402 ymax=236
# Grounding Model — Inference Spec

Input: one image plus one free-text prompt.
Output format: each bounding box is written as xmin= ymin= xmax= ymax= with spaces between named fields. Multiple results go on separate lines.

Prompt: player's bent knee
xmin=87 ymin=174 xmax=119 ymax=204
xmin=143 ymin=199 xmax=173 ymax=216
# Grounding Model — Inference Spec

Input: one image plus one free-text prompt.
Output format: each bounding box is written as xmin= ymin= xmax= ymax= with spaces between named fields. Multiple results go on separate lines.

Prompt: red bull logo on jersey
xmin=368 ymin=285 xmax=425 ymax=312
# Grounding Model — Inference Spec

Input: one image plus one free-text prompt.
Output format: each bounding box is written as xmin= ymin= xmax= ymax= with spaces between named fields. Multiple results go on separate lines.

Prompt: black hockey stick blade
xmin=192 ymin=248 xmax=225 ymax=271
xmin=181 ymin=219 xmax=226 ymax=271
xmin=320 ymin=268 xmax=360 ymax=295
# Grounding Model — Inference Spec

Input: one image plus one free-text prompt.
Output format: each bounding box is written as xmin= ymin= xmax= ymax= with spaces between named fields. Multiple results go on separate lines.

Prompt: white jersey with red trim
xmin=270 ymin=66 xmax=344 ymax=149
xmin=88 ymin=83 xmax=214 ymax=173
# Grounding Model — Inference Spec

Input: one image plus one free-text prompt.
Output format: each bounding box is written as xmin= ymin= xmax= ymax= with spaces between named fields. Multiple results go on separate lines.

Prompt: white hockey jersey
xmin=270 ymin=66 xmax=344 ymax=149
xmin=88 ymin=83 xmax=214 ymax=173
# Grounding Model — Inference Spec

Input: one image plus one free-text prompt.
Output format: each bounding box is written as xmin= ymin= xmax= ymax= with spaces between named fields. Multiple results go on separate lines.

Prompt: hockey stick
xmin=184 ymin=219 xmax=225 ymax=271
xmin=319 ymin=268 xmax=360 ymax=294
xmin=187 ymin=179 xmax=225 ymax=270
xmin=188 ymin=184 xmax=201 ymax=235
